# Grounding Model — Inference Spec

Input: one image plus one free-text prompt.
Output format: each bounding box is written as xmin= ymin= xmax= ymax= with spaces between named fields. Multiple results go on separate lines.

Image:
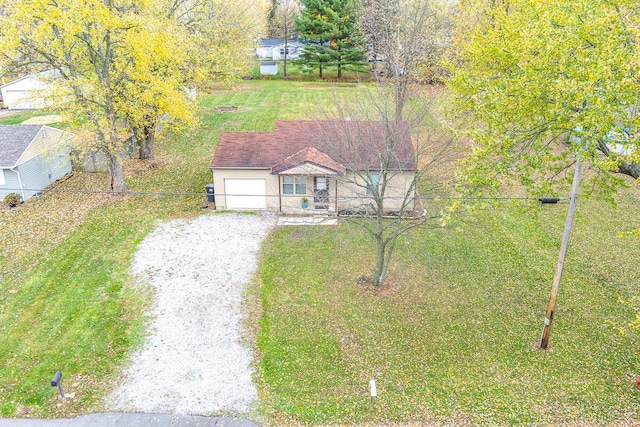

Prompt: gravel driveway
xmin=108 ymin=213 xmax=275 ymax=415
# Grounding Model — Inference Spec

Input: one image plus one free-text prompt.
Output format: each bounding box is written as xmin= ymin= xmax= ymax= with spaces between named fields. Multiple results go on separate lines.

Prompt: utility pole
xmin=283 ymin=2 xmax=289 ymax=78
xmin=539 ymin=159 xmax=583 ymax=349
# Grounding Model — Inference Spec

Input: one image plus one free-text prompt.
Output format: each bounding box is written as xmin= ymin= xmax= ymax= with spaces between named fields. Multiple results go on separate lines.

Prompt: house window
xmin=366 ymin=173 xmax=380 ymax=196
xmin=0 ymin=169 xmax=5 ymax=186
xmin=280 ymin=48 xmax=289 ymax=55
xmin=282 ymin=176 xmax=306 ymax=194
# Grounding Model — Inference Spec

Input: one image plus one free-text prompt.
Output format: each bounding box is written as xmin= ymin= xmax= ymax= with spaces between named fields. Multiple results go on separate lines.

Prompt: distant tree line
xmin=266 ymin=0 xmax=451 ymax=81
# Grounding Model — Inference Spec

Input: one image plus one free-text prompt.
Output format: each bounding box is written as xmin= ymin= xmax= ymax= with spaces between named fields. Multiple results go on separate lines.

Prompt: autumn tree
xmin=316 ymin=87 xmax=453 ymax=286
xmin=358 ymin=0 xmax=451 ymax=118
xmin=448 ymin=0 xmax=640 ymax=198
xmin=0 ymin=0 xmax=190 ymax=189
xmin=116 ymin=8 xmax=198 ymax=160
xmin=295 ymin=0 xmax=366 ymax=78
xmin=123 ymin=0 xmax=264 ymax=159
xmin=267 ymin=0 xmax=301 ymax=39
xmin=119 ymin=0 xmax=265 ymax=158
xmin=266 ymin=0 xmax=302 ymax=77
xmin=179 ymin=0 xmax=265 ymax=84
xmin=296 ymin=0 xmax=453 ymax=286
xmin=267 ymin=0 xmax=281 ymax=37
xmin=358 ymin=0 xmax=446 ymax=76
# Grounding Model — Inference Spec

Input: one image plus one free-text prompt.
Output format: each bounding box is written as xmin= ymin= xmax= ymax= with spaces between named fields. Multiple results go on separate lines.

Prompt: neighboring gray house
xmin=0 ymin=125 xmax=74 ymax=201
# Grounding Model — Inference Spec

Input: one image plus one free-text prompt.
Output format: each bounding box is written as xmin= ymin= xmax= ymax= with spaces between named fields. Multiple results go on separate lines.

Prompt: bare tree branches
xmin=317 ymin=86 xmax=454 ymax=285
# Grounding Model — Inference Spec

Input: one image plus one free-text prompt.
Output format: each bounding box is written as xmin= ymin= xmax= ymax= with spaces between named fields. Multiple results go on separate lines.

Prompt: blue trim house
xmin=0 ymin=125 xmax=74 ymax=202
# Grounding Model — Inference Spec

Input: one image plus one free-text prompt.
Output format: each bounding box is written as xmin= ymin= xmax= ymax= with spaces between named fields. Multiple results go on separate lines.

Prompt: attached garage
xmin=224 ymin=178 xmax=267 ymax=209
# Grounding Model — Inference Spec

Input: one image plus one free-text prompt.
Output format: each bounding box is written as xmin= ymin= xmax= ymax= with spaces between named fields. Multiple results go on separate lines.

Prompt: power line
xmin=1 ymin=186 xmax=569 ymax=201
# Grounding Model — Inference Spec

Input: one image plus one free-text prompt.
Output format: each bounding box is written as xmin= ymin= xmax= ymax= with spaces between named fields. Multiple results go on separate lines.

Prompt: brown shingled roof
xmin=210 ymin=120 xmax=416 ymax=172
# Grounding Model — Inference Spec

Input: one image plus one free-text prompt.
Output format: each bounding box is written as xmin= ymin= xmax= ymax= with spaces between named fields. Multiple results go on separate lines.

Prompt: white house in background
xmin=0 ymin=70 xmax=60 ymax=110
xmin=0 ymin=125 xmax=74 ymax=201
xmin=256 ymin=38 xmax=284 ymax=59
xmin=256 ymin=38 xmax=305 ymax=60
xmin=272 ymin=41 xmax=305 ymax=60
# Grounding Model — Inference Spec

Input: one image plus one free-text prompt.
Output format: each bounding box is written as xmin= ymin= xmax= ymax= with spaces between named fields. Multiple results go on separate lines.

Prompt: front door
xmin=314 ymin=177 xmax=329 ymax=209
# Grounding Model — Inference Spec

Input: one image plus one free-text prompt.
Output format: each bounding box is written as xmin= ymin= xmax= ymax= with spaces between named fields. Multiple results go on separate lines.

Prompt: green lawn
xmin=0 ymin=80 xmax=365 ymax=418
xmin=256 ymin=188 xmax=640 ymax=425
xmin=1 ymin=80 xmax=640 ymax=425
xmin=0 ymin=110 xmax=70 ymax=128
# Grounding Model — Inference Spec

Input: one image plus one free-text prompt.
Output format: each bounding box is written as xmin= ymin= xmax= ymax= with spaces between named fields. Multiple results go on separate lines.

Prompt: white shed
xmin=0 ymin=70 xmax=60 ymax=110
xmin=260 ymin=61 xmax=278 ymax=76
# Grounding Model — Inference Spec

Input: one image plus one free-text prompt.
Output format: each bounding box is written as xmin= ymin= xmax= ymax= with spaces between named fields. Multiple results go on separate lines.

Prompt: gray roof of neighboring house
xmin=0 ymin=125 xmax=43 ymax=168
xmin=258 ymin=38 xmax=302 ymax=47
xmin=258 ymin=38 xmax=286 ymax=47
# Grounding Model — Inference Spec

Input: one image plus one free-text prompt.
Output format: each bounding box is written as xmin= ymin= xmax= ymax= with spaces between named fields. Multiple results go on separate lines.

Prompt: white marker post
xmin=369 ymin=379 xmax=377 ymax=411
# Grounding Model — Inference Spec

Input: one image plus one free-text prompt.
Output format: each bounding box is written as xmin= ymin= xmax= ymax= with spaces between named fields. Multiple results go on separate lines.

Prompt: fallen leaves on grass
xmin=0 ymin=172 xmax=113 ymax=286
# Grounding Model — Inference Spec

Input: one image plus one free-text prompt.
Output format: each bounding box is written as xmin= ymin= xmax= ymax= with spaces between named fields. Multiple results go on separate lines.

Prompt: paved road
xmin=0 ymin=413 xmax=261 ymax=427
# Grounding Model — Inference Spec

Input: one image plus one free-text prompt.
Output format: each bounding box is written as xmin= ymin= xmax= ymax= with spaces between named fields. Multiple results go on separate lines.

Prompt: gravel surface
xmin=108 ymin=213 xmax=275 ymax=415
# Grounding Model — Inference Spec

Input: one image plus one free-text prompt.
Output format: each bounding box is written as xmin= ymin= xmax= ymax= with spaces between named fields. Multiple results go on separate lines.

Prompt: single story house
xmin=0 ymin=69 xmax=60 ymax=110
xmin=0 ymin=125 xmax=74 ymax=201
xmin=210 ymin=120 xmax=417 ymax=213
xmin=256 ymin=38 xmax=304 ymax=60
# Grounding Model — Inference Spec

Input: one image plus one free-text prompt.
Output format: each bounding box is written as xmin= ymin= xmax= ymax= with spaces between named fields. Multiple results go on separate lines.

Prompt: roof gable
xmin=0 ymin=69 xmax=60 ymax=90
xmin=0 ymin=125 xmax=42 ymax=168
xmin=272 ymin=147 xmax=346 ymax=175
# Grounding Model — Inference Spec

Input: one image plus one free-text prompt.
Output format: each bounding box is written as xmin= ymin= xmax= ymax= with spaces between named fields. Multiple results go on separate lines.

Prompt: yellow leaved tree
xmin=448 ymin=0 xmax=640 ymax=197
xmin=0 ymin=0 xmax=265 ymax=190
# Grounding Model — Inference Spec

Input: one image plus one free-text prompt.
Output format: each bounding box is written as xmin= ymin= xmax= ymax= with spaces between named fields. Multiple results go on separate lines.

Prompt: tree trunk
xmin=598 ymin=140 xmax=640 ymax=179
xmin=139 ymin=126 xmax=155 ymax=160
xmin=618 ymin=161 xmax=640 ymax=179
xmin=319 ymin=61 xmax=323 ymax=78
xmin=373 ymin=235 xmax=388 ymax=286
xmin=138 ymin=136 xmax=146 ymax=160
xmin=283 ymin=23 xmax=289 ymax=77
xmin=107 ymin=152 xmax=125 ymax=192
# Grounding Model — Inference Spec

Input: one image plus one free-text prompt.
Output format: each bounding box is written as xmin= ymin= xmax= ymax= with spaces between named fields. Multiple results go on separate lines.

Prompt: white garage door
xmin=225 ymin=179 xmax=267 ymax=209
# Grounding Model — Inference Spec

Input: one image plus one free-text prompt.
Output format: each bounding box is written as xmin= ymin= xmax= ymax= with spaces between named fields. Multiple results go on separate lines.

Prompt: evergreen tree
xmin=295 ymin=0 xmax=365 ymax=78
